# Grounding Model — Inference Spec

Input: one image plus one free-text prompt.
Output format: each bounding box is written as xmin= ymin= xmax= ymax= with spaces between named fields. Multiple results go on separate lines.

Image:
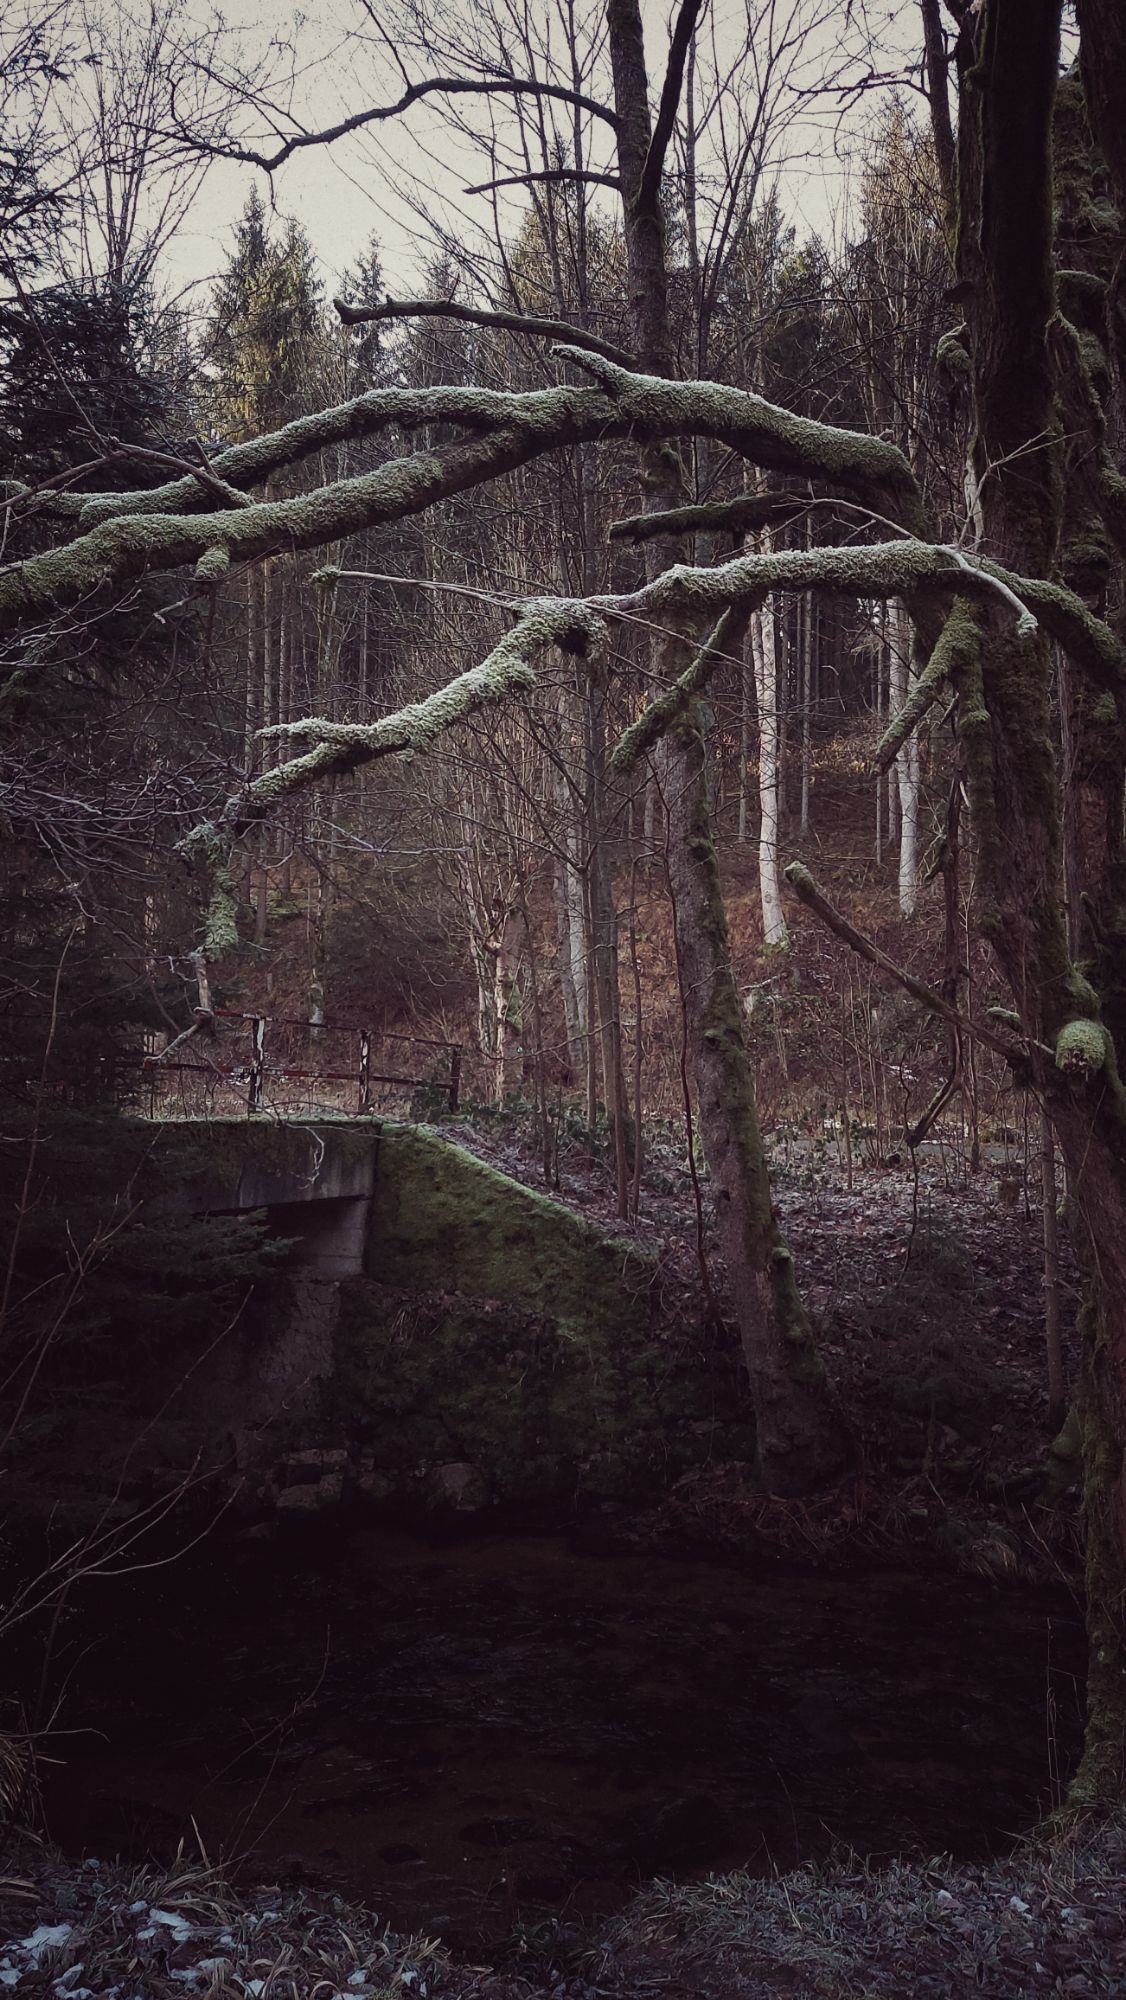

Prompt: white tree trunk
xmin=491 ymin=903 xmax=526 ymax=1103
xmin=890 ymin=598 xmax=920 ymax=918
xmin=559 ymin=832 xmax=589 ymax=1072
xmin=800 ymin=587 xmax=812 ymax=834
xmin=750 ymin=574 xmax=788 ymax=948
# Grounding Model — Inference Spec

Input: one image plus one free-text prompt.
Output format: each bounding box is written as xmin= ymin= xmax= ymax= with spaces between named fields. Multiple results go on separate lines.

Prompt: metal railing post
xmin=449 ymin=1044 xmax=462 ymax=1112
xmin=248 ymin=1016 xmax=265 ymax=1113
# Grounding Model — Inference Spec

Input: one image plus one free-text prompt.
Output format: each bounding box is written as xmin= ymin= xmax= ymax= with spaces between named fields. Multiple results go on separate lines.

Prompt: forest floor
xmin=5 ymin=1105 xmax=1111 ymax=1999
xmin=429 ymin=1100 xmax=1083 ymax=1581
xmin=3 ymin=1814 xmax=1124 ymax=1997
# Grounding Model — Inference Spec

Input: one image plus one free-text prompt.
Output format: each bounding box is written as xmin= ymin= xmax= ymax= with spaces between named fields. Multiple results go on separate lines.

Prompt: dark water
xmin=43 ymin=1526 xmax=1085 ymax=1951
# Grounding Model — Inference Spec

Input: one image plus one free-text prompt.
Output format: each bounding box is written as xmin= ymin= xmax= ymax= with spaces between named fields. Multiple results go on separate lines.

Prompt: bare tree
xmin=6 ymin=0 xmax=1126 ymax=1797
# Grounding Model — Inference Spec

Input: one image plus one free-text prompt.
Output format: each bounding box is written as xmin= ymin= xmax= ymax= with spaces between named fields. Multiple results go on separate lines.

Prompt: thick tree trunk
xmin=955 ymin=0 xmax=1126 ymax=1800
xmin=606 ymin=0 xmax=845 ymax=1490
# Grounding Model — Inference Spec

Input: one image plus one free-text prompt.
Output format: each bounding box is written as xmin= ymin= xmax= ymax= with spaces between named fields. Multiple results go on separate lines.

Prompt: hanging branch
xmin=874 ymin=598 xmax=980 ymax=773
xmin=783 ymin=862 xmax=1014 ymax=1060
xmin=611 ymin=604 xmax=756 ymax=773
xmin=180 ymin=599 xmax=606 ymax=961
xmin=333 ymin=294 xmax=634 ymax=368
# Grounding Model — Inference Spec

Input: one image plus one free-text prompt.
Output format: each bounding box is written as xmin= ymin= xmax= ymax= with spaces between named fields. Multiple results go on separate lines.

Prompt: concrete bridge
xmin=122 ymin=1117 xmax=749 ymax=1521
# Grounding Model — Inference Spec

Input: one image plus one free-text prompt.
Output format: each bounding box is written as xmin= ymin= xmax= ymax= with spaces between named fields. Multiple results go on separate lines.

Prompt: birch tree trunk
xmin=890 ymin=598 xmax=920 ymax=917
xmin=490 ymin=901 xmax=526 ymax=1103
xmin=749 ymin=565 xmax=788 ymax=947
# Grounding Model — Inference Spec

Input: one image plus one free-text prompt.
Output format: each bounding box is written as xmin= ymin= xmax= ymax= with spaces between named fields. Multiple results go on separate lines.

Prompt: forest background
xmin=3 ymin=0 xmax=1126 ymax=1822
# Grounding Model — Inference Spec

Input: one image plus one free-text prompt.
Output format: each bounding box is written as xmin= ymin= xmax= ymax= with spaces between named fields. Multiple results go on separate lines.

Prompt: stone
xmin=286 ymin=1449 xmax=329 ymax=1475
xmin=357 ymin=1470 xmax=395 ymax=1502
xmin=428 ymin=1461 xmax=489 ymax=1512
xmin=275 ymin=1482 xmax=327 ymax=1513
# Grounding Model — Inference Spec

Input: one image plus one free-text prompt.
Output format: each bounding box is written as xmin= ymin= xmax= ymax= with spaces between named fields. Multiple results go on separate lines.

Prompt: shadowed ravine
xmin=44 ymin=1527 xmax=1086 ymax=1953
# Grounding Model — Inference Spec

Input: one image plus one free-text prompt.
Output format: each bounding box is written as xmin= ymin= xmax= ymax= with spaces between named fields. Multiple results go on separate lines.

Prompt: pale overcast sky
xmin=151 ymin=0 xmax=917 ymax=314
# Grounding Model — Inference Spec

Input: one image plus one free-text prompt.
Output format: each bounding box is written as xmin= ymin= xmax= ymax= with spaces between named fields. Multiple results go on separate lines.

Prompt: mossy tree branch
xmin=591 ymin=542 xmax=1126 ymax=691
xmin=783 ymin=863 xmax=1014 ymax=1059
xmin=874 ymin=598 xmax=981 ymax=774
xmin=45 ymin=360 xmax=921 ymax=535
xmin=609 ymin=490 xmax=816 ymax=543
xmin=611 ymin=605 xmax=756 ymax=774
xmin=180 ymin=599 xmax=606 ymax=959
xmin=0 ymin=364 xmax=931 ymax=637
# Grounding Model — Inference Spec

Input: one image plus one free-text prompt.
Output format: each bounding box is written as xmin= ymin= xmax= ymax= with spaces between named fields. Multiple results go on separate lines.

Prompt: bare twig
xmin=333 ymin=293 xmax=633 ymax=367
xmin=783 ymin=862 xmax=1014 ymax=1059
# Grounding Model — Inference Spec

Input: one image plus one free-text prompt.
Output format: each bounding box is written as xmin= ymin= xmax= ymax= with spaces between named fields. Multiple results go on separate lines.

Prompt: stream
xmin=43 ymin=1524 xmax=1086 ymax=1952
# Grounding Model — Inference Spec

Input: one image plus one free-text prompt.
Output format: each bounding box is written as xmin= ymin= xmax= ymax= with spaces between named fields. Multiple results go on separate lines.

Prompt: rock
xmin=428 ymin=1461 xmax=489 ymax=1512
xmin=275 ymin=1482 xmax=327 ymax=1513
xmin=280 ymin=1446 xmax=346 ymax=1481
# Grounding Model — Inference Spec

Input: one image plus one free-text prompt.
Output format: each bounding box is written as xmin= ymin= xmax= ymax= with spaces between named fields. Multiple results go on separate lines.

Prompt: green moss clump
xmin=936 ymin=326 xmax=972 ymax=378
xmin=368 ymin=1123 xmax=653 ymax=1334
xmin=1055 ymin=1018 xmax=1108 ymax=1076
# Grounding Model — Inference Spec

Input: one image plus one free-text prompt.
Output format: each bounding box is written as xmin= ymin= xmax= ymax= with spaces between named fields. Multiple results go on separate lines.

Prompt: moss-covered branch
xmin=610 ymin=604 xmax=756 ymax=773
xmin=45 ymin=364 xmax=924 ymax=538
xmin=179 ymin=600 xmax=605 ymax=959
xmin=874 ymin=599 xmax=980 ymax=774
xmin=552 ymin=346 xmax=928 ymax=531
xmin=783 ymin=863 xmax=1013 ymax=1058
xmin=0 ymin=367 xmax=931 ymax=637
xmin=590 ymin=542 xmax=1126 ymax=691
xmin=609 ymin=491 xmax=814 ymax=543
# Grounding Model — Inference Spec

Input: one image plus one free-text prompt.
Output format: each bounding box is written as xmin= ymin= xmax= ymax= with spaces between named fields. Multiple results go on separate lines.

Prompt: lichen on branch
xmin=178 ymin=599 xmax=606 ymax=960
xmin=611 ymin=604 xmax=756 ymax=773
xmin=0 ymin=361 xmax=942 ymax=639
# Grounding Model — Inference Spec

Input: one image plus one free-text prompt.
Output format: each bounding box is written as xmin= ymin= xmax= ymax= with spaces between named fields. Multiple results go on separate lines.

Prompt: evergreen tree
xmin=203 ymin=189 xmax=324 ymax=444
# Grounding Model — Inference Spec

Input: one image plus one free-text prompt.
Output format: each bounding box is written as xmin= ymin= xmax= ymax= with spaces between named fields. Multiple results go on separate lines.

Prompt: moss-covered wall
xmin=86 ymin=1117 xmax=753 ymax=1517
xmin=333 ymin=1124 xmax=750 ymax=1509
xmin=333 ymin=1279 xmax=749 ymax=1509
xmin=367 ymin=1124 xmax=653 ymax=1334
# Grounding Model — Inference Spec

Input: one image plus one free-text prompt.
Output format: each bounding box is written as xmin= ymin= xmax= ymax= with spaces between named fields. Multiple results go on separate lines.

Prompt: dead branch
xmin=463 ymin=168 xmax=622 ymax=196
xmin=333 ymin=293 xmax=633 ymax=367
xmin=170 ymin=72 xmax=620 ymax=175
xmin=639 ymin=0 xmax=707 ymax=211
xmin=783 ymin=862 xmax=1013 ymax=1060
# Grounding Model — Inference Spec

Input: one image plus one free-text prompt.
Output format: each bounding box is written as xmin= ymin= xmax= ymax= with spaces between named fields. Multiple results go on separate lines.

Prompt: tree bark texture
xmin=955 ymin=0 xmax=1126 ymax=1801
xmin=606 ymin=0 xmax=844 ymax=1490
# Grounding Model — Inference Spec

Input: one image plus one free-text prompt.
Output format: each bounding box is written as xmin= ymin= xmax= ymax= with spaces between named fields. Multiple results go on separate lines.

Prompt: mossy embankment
xmin=333 ymin=1123 xmax=751 ymax=1512
xmin=0 ymin=1115 xmax=752 ymax=1532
